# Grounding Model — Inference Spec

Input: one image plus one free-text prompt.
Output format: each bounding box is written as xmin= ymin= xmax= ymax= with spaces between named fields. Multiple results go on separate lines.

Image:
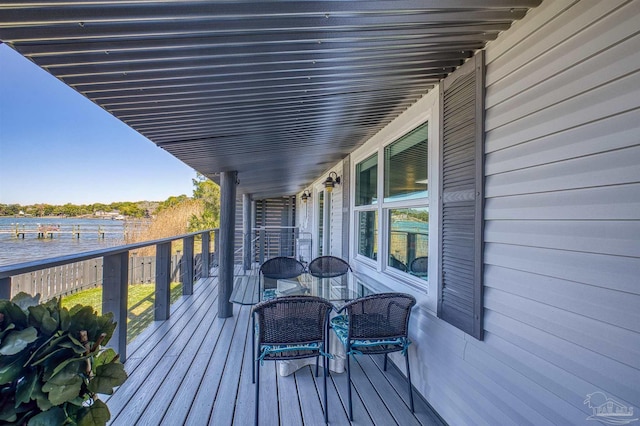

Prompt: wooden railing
xmin=0 ymin=229 xmax=218 ymax=362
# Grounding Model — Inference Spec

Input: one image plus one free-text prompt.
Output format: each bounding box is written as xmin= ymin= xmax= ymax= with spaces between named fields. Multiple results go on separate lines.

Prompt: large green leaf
xmin=59 ymin=307 xmax=70 ymax=331
xmin=95 ymin=312 xmax=116 ymax=345
xmin=87 ymin=363 xmax=128 ymax=395
xmin=0 ymin=327 xmax=38 ymax=356
xmin=27 ymin=406 xmax=66 ymax=426
xmin=11 ymin=293 xmax=40 ymax=311
xmin=28 ymin=305 xmax=58 ymax=336
xmin=0 ymin=352 xmax=29 ymax=385
xmin=68 ymin=306 xmax=98 ymax=341
xmin=94 ymin=348 xmax=117 ymax=369
xmin=42 ymin=361 xmax=83 ymax=405
xmin=0 ymin=405 xmax=17 ymax=423
xmin=31 ymin=382 xmax=53 ymax=412
xmin=0 ymin=322 xmax=15 ymax=340
xmin=61 ymin=334 xmax=90 ymax=354
xmin=77 ymin=399 xmax=110 ymax=426
xmin=15 ymin=368 xmax=37 ymax=406
xmin=0 ymin=300 xmax=28 ymax=329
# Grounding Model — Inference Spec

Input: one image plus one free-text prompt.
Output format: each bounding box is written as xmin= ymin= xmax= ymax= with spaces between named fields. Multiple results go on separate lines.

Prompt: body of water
xmin=0 ymin=217 xmax=127 ymax=266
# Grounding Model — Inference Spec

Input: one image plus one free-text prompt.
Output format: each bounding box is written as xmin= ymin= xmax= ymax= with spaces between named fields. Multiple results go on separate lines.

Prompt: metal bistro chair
xmin=252 ymin=296 xmax=334 ymax=425
xmin=409 ymin=256 xmax=428 ymax=278
xmin=258 ymin=256 xmax=306 ymax=301
xmin=331 ymin=292 xmax=417 ymax=420
xmin=308 ymin=255 xmax=352 ymax=278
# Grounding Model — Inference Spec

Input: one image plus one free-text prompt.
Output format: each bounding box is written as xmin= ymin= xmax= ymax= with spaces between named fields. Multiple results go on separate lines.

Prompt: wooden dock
xmin=105 ymin=268 xmax=446 ymax=426
xmin=0 ymin=224 xmax=124 ymax=239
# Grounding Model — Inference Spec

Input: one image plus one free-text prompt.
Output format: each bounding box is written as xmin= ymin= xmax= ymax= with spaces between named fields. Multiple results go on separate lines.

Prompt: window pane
xmin=388 ymin=207 xmax=428 ymax=280
xmin=384 ymin=123 xmax=428 ymax=202
xmin=355 ymin=153 xmax=378 ymax=206
xmin=357 ymin=210 xmax=378 ymax=260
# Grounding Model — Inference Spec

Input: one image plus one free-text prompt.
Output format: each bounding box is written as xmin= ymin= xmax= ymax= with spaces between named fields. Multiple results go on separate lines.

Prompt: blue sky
xmin=0 ymin=44 xmax=197 ymax=205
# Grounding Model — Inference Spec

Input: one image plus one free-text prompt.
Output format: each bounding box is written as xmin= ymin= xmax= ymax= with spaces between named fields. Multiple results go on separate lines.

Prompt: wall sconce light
xmin=300 ymin=190 xmax=312 ymax=203
xmin=323 ymin=171 xmax=341 ymax=192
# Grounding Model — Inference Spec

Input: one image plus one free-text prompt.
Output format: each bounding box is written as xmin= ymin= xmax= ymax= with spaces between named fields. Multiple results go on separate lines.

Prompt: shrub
xmin=0 ymin=293 xmax=127 ymax=425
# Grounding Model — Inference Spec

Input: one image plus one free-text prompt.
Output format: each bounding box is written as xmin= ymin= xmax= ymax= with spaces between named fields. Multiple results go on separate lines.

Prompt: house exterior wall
xmin=296 ymin=162 xmax=345 ymax=259
xmin=343 ymin=1 xmax=640 ymax=424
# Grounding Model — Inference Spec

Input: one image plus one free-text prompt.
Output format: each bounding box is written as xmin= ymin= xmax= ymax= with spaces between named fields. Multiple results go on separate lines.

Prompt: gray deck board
xmin=107 ymin=269 xmax=446 ymax=426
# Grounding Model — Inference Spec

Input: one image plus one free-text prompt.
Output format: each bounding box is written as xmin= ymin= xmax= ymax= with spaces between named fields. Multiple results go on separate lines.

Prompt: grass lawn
xmin=61 ymin=282 xmax=183 ymax=343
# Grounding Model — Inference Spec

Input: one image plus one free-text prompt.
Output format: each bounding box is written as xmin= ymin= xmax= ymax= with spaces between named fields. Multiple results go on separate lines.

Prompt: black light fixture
xmin=300 ymin=190 xmax=312 ymax=203
xmin=323 ymin=171 xmax=341 ymax=192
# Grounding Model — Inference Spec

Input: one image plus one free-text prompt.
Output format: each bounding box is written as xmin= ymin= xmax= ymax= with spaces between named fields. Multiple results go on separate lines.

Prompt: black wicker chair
xmin=331 ymin=292 xmax=417 ymax=420
xmin=409 ymin=256 xmax=428 ymax=277
xmin=252 ymin=296 xmax=334 ymax=425
xmin=308 ymin=255 xmax=352 ymax=278
xmin=258 ymin=256 xmax=306 ymax=301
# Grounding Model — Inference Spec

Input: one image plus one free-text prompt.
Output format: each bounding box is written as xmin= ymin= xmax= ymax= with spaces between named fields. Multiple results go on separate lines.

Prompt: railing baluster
xmin=201 ymin=231 xmax=210 ymax=278
xmin=183 ymin=236 xmax=194 ymax=295
xmin=155 ymin=242 xmax=171 ymax=321
xmin=0 ymin=277 xmax=10 ymax=299
xmin=103 ymin=251 xmax=129 ymax=363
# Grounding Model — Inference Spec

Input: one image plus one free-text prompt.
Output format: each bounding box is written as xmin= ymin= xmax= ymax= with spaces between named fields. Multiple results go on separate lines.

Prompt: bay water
xmin=0 ymin=217 xmax=126 ymax=266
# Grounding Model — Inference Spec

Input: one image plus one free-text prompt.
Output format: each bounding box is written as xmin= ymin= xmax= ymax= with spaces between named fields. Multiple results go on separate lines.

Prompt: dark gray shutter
xmin=438 ymin=51 xmax=484 ymax=340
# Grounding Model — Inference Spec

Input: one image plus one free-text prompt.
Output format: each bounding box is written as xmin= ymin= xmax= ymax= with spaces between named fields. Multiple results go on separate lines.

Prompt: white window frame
xmin=349 ymin=92 xmax=440 ymax=311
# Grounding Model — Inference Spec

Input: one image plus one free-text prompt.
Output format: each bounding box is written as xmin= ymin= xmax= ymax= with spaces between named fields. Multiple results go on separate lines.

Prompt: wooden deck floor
xmin=106 ymin=267 xmax=445 ymax=426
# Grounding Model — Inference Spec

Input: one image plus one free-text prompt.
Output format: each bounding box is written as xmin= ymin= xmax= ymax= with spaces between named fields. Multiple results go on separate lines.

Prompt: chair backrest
xmin=253 ymin=296 xmax=334 ymax=345
xmin=388 ymin=254 xmax=407 ymax=272
xmin=308 ymin=256 xmax=352 ymax=278
xmin=260 ymin=256 xmax=306 ymax=279
xmin=409 ymin=256 xmax=428 ymax=274
xmin=342 ymin=293 xmax=416 ymax=340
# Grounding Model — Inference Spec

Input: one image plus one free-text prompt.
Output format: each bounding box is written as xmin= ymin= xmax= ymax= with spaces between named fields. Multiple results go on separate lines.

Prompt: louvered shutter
xmin=438 ymin=52 xmax=484 ymax=340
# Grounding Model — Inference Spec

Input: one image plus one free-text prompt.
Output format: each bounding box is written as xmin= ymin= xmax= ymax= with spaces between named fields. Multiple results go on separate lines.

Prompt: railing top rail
xmin=0 ymin=229 xmax=217 ymax=279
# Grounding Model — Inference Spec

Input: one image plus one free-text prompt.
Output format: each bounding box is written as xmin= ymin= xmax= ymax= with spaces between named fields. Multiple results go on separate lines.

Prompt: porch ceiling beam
xmin=0 ymin=1 xmax=542 ymax=23
xmin=0 ymin=0 xmax=540 ymax=198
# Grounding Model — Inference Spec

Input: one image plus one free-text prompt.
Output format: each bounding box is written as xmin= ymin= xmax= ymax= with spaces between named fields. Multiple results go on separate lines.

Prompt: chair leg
xmin=252 ymin=315 xmax=256 ymax=384
xmin=315 ymin=355 xmax=320 ymax=377
xmin=255 ymin=357 xmax=260 ymax=426
xmin=323 ymin=354 xmax=328 ymax=424
xmin=384 ymin=353 xmax=388 ymax=371
xmin=405 ymin=352 xmax=414 ymax=413
xmin=347 ymin=353 xmax=353 ymax=421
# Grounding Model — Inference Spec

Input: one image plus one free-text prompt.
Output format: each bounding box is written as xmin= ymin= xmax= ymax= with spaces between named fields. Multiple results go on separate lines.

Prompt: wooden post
xmin=243 ymin=193 xmax=252 ymax=271
xmin=219 ymin=171 xmax=237 ymax=318
xmin=0 ymin=276 xmax=11 ymax=300
xmin=201 ymin=231 xmax=210 ymax=278
xmin=182 ymin=235 xmax=194 ymax=295
xmin=155 ymin=242 xmax=171 ymax=321
xmin=102 ymin=252 xmax=129 ymax=363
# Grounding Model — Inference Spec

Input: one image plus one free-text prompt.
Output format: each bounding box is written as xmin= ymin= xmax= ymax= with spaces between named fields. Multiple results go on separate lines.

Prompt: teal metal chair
xmin=308 ymin=255 xmax=352 ymax=278
xmin=331 ymin=292 xmax=416 ymax=420
xmin=252 ymin=296 xmax=334 ymax=425
xmin=258 ymin=256 xmax=306 ymax=301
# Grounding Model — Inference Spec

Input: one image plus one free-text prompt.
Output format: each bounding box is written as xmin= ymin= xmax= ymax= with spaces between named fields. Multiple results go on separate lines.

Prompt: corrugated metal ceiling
xmin=0 ymin=1 xmax=540 ymax=198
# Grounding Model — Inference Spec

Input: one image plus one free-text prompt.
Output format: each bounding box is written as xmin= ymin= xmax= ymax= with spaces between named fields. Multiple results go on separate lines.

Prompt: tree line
xmin=0 ymin=201 xmax=150 ymax=218
xmin=0 ymin=174 xmax=221 ymax=227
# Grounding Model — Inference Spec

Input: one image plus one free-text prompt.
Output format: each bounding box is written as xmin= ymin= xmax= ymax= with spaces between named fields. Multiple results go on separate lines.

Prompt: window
xmin=353 ymin=122 xmax=429 ymax=285
xmin=357 ymin=210 xmax=378 ymax=260
xmin=356 ymin=154 xmax=378 ymax=206
xmin=384 ymin=125 xmax=428 ymax=202
xmin=389 ymin=207 xmax=429 ymax=278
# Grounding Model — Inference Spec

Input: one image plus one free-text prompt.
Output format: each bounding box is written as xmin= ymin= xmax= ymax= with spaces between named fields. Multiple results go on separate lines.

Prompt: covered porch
xmin=105 ymin=270 xmax=444 ymax=426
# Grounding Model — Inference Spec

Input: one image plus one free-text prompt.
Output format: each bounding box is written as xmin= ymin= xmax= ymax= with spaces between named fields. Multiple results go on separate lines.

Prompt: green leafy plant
xmin=0 ymin=293 xmax=128 ymax=425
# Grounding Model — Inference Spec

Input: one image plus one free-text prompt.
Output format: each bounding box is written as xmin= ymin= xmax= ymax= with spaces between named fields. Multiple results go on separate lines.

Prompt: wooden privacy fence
xmin=9 ymin=253 xmax=217 ymax=301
